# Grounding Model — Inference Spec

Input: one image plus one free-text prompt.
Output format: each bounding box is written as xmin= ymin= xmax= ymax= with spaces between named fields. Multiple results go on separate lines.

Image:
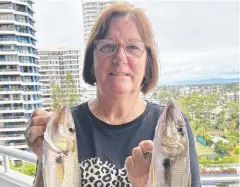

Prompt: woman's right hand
xmin=25 ymin=109 xmax=53 ymax=161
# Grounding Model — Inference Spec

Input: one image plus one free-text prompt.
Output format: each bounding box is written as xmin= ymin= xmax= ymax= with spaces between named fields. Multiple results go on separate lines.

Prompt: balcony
xmin=4 ymin=143 xmax=28 ymax=149
xmin=20 ymin=71 xmax=40 ymax=76
xmin=0 ymin=107 xmax=24 ymax=113
xmin=0 ymin=125 xmax=26 ymax=132
xmin=0 ymin=134 xmax=25 ymax=141
xmin=0 ymin=100 xmax=24 ymax=105
xmin=0 ymin=4 xmax=12 ymax=10
xmin=0 ymin=88 xmax=23 ymax=94
xmin=0 ymin=87 xmax=23 ymax=91
xmin=0 ymin=49 xmax=17 ymax=56
xmin=0 ymin=145 xmax=239 ymax=187
xmin=0 ymin=145 xmax=36 ymax=187
xmin=0 ymin=116 xmax=27 ymax=123
xmin=0 ymin=27 xmax=15 ymax=32
xmin=0 ymin=78 xmax=22 ymax=85
xmin=21 ymin=82 xmax=41 ymax=86
xmin=0 ymin=68 xmax=20 ymax=75
xmin=24 ymin=99 xmax=43 ymax=105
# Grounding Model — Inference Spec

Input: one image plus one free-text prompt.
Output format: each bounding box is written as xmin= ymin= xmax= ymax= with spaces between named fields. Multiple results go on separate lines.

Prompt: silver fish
xmin=42 ymin=105 xmax=81 ymax=187
xmin=146 ymin=99 xmax=191 ymax=187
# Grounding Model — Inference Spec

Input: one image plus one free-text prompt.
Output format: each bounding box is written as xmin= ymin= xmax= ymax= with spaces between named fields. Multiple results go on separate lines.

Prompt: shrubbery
xmin=10 ymin=161 xmax=36 ymax=177
xmin=233 ymin=146 xmax=239 ymax=154
xmin=199 ymin=155 xmax=239 ymax=166
xmin=214 ymin=140 xmax=228 ymax=154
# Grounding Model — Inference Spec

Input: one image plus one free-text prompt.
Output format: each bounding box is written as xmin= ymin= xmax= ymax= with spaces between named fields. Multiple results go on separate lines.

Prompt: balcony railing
xmin=0 ymin=134 xmax=24 ymax=137
xmin=0 ymin=78 xmax=21 ymax=82
xmin=0 ymin=27 xmax=15 ymax=31
xmin=0 ymin=145 xmax=36 ymax=187
xmin=0 ymin=88 xmax=23 ymax=91
xmin=0 ymin=107 xmax=23 ymax=110
xmin=0 ymin=146 xmax=239 ymax=186
xmin=0 ymin=68 xmax=19 ymax=72
xmin=0 ymin=116 xmax=25 ymax=119
xmin=0 ymin=125 xmax=26 ymax=129
xmin=0 ymin=4 xmax=12 ymax=9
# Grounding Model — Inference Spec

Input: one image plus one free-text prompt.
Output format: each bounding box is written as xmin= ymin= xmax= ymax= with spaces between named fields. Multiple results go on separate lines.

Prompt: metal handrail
xmin=0 ymin=145 xmax=239 ymax=186
xmin=0 ymin=125 xmax=26 ymax=128
xmin=0 ymin=145 xmax=36 ymax=175
xmin=0 ymin=145 xmax=36 ymax=163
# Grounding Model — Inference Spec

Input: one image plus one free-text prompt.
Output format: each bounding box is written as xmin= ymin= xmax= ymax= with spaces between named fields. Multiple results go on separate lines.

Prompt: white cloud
xmin=33 ymin=0 xmax=239 ymax=82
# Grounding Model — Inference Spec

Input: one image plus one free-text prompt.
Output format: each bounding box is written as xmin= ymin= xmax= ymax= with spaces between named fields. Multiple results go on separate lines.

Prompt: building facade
xmin=0 ymin=0 xmax=42 ymax=150
xmin=38 ymin=48 xmax=82 ymax=111
xmin=82 ymin=0 xmax=117 ymax=45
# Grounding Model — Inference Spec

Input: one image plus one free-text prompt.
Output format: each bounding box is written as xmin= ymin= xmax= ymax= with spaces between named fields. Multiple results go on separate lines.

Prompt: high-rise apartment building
xmin=82 ymin=0 xmax=117 ymax=45
xmin=0 ymin=0 xmax=42 ymax=150
xmin=38 ymin=49 xmax=82 ymax=111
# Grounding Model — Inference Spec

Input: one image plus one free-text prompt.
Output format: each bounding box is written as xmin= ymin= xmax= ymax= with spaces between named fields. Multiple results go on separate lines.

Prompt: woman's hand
xmin=125 ymin=140 xmax=153 ymax=187
xmin=25 ymin=109 xmax=53 ymax=161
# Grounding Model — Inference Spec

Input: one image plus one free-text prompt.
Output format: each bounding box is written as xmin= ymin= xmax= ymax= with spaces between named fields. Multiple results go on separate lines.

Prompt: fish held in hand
xmin=42 ymin=105 xmax=81 ymax=187
xmin=147 ymin=99 xmax=191 ymax=187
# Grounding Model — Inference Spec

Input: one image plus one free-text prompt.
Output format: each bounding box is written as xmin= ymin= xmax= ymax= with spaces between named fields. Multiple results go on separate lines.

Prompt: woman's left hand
xmin=125 ymin=140 xmax=153 ymax=187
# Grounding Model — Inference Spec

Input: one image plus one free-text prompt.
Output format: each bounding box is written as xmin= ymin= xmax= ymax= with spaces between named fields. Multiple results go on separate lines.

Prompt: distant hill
xmin=161 ymin=78 xmax=239 ymax=85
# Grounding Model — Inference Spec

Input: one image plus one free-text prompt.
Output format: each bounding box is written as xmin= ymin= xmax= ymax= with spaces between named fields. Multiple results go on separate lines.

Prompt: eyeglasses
xmin=94 ymin=39 xmax=147 ymax=58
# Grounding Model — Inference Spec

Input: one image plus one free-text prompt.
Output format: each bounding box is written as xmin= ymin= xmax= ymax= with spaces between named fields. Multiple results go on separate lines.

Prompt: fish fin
xmin=55 ymin=155 xmax=64 ymax=185
xmin=163 ymin=158 xmax=171 ymax=186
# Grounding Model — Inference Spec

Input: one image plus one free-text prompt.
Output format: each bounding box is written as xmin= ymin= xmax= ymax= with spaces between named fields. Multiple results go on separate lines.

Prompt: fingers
xmin=125 ymin=140 xmax=154 ymax=186
xmin=139 ymin=140 xmax=153 ymax=154
xmin=26 ymin=115 xmax=51 ymax=144
xmin=31 ymin=136 xmax=44 ymax=161
xmin=24 ymin=109 xmax=53 ymax=160
xmin=26 ymin=125 xmax=46 ymax=145
xmin=125 ymin=140 xmax=153 ymax=174
xmin=125 ymin=156 xmax=134 ymax=173
xmin=31 ymin=109 xmax=53 ymax=119
xmin=31 ymin=115 xmax=52 ymax=127
xmin=25 ymin=109 xmax=53 ymax=137
xmin=132 ymin=147 xmax=145 ymax=167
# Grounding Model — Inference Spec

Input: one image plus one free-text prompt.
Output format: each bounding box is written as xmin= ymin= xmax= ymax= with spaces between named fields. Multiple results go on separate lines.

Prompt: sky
xmin=33 ymin=0 xmax=239 ymax=84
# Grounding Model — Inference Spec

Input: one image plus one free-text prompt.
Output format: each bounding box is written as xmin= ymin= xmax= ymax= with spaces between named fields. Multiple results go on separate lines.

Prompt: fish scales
xmin=146 ymin=99 xmax=191 ymax=187
xmin=42 ymin=105 xmax=81 ymax=187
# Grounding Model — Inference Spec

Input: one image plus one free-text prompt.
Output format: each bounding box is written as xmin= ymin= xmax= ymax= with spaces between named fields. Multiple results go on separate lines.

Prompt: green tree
xmin=65 ymin=71 xmax=79 ymax=107
xmin=228 ymin=101 xmax=239 ymax=127
xmin=216 ymin=109 xmax=226 ymax=130
xmin=51 ymin=81 xmax=64 ymax=111
xmin=176 ymin=98 xmax=190 ymax=119
xmin=152 ymin=88 xmax=174 ymax=105
xmin=51 ymin=71 xmax=80 ymax=111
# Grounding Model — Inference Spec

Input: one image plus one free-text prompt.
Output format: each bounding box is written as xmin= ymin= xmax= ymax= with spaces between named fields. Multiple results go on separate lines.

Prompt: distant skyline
xmin=34 ymin=0 xmax=239 ymax=84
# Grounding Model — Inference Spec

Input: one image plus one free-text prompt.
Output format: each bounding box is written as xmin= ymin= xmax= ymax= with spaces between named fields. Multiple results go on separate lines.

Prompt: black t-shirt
xmin=71 ymin=101 xmax=201 ymax=187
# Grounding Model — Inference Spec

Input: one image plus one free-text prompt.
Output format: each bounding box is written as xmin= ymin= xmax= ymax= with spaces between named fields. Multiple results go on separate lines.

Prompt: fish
xmin=146 ymin=98 xmax=191 ymax=187
xmin=42 ymin=104 xmax=81 ymax=187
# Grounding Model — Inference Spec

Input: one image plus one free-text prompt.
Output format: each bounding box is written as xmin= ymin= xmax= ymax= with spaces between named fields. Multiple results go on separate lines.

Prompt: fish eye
xmin=177 ymin=126 xmax=184 ymax=136
xmin=68 ymin=127 xmax=75 ymax=133
xmin=178 ymin=126 xmax=183 ymax=132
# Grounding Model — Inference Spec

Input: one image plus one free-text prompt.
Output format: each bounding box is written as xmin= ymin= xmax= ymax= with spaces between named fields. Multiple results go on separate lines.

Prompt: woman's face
xmin=93 ymin=16 xmax=147 ymax=97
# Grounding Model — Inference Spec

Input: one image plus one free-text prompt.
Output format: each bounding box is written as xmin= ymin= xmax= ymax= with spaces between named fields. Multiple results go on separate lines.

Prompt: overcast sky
xmin=34 ymin=0 xmax=238 ymax=84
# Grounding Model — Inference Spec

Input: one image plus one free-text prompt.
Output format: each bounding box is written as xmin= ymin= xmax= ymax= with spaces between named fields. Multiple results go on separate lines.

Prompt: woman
xmin=25 ymin=2 xmax=201 ymax=187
